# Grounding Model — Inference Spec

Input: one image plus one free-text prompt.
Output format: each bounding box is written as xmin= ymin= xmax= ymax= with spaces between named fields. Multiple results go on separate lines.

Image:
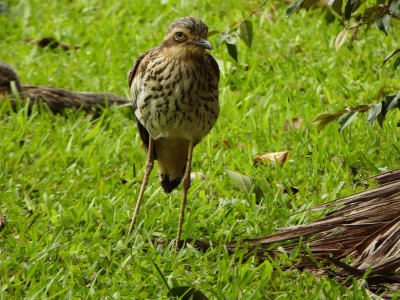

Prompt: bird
xmin=0 ymin=61 xmax=130 ymax=114
xmin=127 ymin=16 xmax=220 ymax=248
xmin=0 ymin=61 xmax=22 ymax=94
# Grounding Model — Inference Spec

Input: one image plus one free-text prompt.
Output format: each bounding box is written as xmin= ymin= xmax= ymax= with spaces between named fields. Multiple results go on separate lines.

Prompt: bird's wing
xmin=127 ymin=49 xmax=154 ymax=153
xmin=206 ymin=52 xmax=220 ymax=81
xmin=127 ymin=49 xmax=154 ymax=107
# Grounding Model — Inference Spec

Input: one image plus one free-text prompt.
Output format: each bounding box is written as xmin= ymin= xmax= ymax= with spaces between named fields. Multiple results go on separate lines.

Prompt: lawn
xmin=1 ymin=0 xmax=400 ymax=298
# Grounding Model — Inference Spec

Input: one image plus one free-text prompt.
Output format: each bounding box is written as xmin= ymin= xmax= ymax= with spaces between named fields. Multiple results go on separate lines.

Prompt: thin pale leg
xmin=128 ymin=138 xmax=155 ymax=235
xmin=176 ymin=141 xmax=194 ymax=248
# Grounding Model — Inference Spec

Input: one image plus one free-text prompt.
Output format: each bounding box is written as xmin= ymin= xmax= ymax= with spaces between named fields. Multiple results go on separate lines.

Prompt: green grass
xmin=1 ymin=0 xmax=400 ymax=298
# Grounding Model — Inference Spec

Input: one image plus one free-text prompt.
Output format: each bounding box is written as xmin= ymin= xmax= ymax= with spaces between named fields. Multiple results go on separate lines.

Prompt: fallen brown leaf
xmin=254 ymin=151 xmax=289 ymax=166
xmin=213 ymin=140 xmax=231 ymax=149
xmin=284 ymin=118 xmax=303 ymax=131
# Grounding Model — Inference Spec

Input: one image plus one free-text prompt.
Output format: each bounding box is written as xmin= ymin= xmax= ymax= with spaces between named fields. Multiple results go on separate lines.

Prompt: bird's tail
xmin=154 ymin=138 xmax=189 ymax=193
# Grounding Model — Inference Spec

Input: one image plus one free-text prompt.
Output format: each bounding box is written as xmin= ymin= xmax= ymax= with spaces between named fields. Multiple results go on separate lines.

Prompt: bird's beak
xmin=190 ymin=38 xmax=213 ymax=50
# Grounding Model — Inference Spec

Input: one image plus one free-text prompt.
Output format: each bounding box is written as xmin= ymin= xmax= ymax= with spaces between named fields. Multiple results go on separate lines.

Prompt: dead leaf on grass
xmin=284 ymin=118 xmax=303 ymax=131
xmin=254 ymin=151 xmax=289 ymax=166
xmin=213 ymin=140 xmax=231 ymax=149
xmin=190 ymin=171 xmax=208 ymax=182
xmin=236 ymin=143 xmax=245 ymax=150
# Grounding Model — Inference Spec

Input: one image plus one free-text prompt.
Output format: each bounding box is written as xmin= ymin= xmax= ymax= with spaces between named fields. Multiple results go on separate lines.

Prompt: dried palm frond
xmin=223 ymin=168 xmax=400 ymax=295
xmin=191 ymin=169 xmax=400 ymax=296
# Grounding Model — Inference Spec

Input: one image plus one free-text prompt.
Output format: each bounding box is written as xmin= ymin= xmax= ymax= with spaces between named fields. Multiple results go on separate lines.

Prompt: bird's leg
xmin=176 ymin=141 xmax=194 ymax=248
xmin=129 ymin=138 xmax=154 ymax=235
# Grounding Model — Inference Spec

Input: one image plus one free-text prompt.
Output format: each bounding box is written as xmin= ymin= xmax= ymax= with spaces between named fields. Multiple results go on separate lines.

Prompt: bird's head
xmin=162 ymin=16 xmax=212 ymax=58
xmin=0 ymin=62 xmax=21 ymax=94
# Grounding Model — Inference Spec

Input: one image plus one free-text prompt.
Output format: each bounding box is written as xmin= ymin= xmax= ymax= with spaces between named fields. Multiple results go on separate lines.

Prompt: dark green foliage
xmin=215 ymin=13 xmax=254 ymax=62
xmin=226 ymin=42 xmax=239 ymax=62
xmin=390 ymin=0 xmax=400 ymax=15
xmin=286 ymin=0 xmax=307 ymax=17
xmin=381 ymin=48 xmax=400 ymax=70
xmin=218 ymin=32 xmax=239 ymax=62
xmin=313 ymin=94 xmax=400 ymax=130
xmin=239 ymin=20 xmax=253 ymax=48
xmin=375 ymin=14 xmax=391 ymax=35
xmin=337 ymin=111 xmax=359 ymax=132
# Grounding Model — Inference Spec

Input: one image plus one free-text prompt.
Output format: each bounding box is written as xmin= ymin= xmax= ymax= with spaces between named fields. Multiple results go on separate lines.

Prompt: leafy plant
xmin=313 ymin=93 xmax=400 ymax=131
xmin=211 ymin=19 xmax=253 ymax=62
xmin=286 ymin=0 xmax=400 ymax=129
xmin=209 ymin=1 xmax=265 ymax=62
xmin=218 ymin=0 xmax=400 ymax=129
xmin=327 ymin=0 xmax=400 ymax=59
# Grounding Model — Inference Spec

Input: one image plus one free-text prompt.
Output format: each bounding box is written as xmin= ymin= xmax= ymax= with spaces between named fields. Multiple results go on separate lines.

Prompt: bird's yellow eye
xmin=174 ymin=32 xmax=186 ymax=41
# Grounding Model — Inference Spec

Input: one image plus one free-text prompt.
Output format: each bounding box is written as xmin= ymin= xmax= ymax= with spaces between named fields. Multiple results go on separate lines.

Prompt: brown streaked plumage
xmin=0 ymin=61 xmax=21 ymax=94
xmin=0 ymin=61 xmax=130 ymax=114
xmin=128 ymin=16 xmax=220 ymax=247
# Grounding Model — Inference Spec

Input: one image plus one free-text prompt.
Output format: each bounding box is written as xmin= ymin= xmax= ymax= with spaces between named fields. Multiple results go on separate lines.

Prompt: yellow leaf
xmin=335 ymin=28 xmax=348 ymax=51
xmin=254 ymin=151 xmax=289 ymax=166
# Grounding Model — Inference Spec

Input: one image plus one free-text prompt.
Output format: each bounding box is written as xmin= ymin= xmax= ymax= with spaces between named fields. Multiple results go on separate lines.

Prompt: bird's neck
xmin=162 ymin=45 xmax=205 ymax=61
